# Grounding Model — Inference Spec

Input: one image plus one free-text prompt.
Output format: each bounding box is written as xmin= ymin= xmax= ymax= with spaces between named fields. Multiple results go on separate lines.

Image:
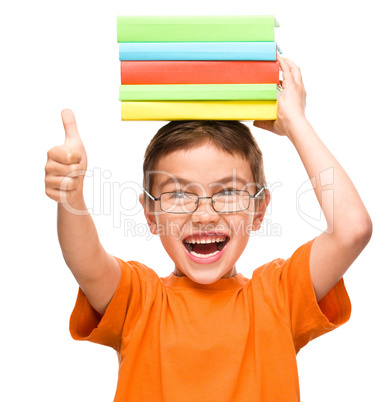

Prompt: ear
xmin=251 ymin=189 xmax=271 ymax=231
xmin=139 ymin=193 xmax=159 ymax=235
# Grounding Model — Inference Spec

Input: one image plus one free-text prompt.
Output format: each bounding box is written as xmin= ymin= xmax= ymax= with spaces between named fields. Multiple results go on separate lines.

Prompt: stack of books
xmin=117 ymin=16 xmax=280 ymax=121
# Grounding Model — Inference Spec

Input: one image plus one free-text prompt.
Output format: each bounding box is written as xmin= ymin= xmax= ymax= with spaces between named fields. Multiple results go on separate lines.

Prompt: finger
xmin=61 ymin=109 xmax=81 ymax=145
xmin=277 ymin=57 xmax=295 ymax=87
xmin=45 ymin=187 xmax=78 ymax=203
xmin=277 ymin=54 xmax=283 ymax=70
xmin=45 ymin=159 xmax=84 ymax=177
xmin=281 ymin=57 xmax=303 ymax=85
xmin=47 ymin=146 xmax=81 ymax=165
xmin=46 ymin=175 xmax=81 ymax=191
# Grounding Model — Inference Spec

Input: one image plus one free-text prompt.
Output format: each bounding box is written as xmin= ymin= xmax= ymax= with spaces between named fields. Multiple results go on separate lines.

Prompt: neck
xmin=173 ymin=265 xmax=238 ymax=279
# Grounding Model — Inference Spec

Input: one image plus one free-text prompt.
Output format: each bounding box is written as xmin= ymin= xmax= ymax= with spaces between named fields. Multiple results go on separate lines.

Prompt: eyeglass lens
xmin=159 ymin=191 xmax=251 ymax=214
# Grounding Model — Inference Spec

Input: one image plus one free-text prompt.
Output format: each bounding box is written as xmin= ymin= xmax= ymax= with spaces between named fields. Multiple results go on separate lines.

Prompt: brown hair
xmin=143 ymin=120 xmax=266 ymax=204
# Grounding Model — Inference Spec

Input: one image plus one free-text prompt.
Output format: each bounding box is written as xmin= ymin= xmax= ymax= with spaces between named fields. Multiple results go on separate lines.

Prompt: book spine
xmin=117 ymin=15 xmax=276 ymax=42
xmin=121 ymin=61 xmax=279 ymax=85
xmin=119 ymin=84 xmax=277 ymax=101
xmin=119 ymin=42 xmax=277 ymax=61
xmin=121 ymin=101 xmax=278 ymax=121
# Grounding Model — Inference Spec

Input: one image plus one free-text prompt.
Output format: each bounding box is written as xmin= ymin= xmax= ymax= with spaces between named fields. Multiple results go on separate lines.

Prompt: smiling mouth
xmin=183 ymin=235 xmax=229 ymax=258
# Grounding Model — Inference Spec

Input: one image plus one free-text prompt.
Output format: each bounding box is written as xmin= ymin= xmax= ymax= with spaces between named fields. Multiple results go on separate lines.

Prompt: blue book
xmin=119 ymin=42 xmax=277 ymax=61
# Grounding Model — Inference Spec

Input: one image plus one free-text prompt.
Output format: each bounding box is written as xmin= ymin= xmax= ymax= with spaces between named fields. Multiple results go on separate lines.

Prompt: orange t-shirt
xmin=70 ymin=239 xmax=351 ymax=401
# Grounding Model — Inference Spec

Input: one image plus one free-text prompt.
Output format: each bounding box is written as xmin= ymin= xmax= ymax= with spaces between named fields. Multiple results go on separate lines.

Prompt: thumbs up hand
xmin=45 ymin=109 xmax=88 ymax=205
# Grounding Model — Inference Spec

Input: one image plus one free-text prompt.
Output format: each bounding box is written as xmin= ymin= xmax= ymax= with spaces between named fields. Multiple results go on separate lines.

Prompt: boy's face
xmin=140 ymin=142 xmax=270 ymax=284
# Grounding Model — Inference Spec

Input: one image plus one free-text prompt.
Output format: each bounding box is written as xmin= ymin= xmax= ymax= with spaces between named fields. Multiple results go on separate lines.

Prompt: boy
xmin=45 ymin=56 xmax=372 ymax=401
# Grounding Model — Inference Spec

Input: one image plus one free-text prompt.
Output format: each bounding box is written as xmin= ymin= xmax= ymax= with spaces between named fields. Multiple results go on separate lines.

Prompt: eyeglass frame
xmin=143 ymin=186 xmax=266 ymax=214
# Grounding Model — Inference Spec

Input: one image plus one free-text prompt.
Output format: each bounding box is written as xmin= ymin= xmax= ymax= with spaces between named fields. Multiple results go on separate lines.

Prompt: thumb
xmin=61 ymin=109 xmax=82 ymax=145
xmin=253 ymin=120 xmax=275 ymax=132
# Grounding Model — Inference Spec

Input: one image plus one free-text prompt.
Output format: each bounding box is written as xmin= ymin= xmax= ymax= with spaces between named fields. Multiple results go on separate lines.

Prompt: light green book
xmin=119 ymin=84 xmax=277 ymax=101
xmin=117 ymin=15 xmax=279 ymax=43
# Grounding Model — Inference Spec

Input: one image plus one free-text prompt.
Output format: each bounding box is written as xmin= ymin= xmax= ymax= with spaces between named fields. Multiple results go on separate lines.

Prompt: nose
xmin=190 ymin=197 xmax=220 ymax=225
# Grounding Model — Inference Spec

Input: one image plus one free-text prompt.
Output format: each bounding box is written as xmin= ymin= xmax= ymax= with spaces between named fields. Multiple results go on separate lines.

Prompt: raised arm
xmin=254 ymin=56 xmax=372 ymax=302
xmin=45 ymin=109 xmax=121 ymax=315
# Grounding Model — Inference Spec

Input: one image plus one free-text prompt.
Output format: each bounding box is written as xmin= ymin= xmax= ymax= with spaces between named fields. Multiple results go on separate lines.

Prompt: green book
xmin=119 ymin=84 xmax=278 ymax=101
xmin=117 ymin=15 xmax=279 ymax=43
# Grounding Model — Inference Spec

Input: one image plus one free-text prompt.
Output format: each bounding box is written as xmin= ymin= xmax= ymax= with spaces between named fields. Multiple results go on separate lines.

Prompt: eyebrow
xmin=158 ymin=175 xmax=249 ymax=191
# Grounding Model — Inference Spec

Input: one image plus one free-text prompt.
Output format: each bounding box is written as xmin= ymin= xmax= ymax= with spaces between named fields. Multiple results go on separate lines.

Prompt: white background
xmin=1 ymin=0 xmax=390 ymax=401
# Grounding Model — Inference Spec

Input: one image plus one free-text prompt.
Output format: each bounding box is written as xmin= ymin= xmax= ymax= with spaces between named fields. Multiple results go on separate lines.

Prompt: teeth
xmin=185 ymin=236 xmax=226 ymax=244
xmin=190 ymin=250 xmax=220 ymax=258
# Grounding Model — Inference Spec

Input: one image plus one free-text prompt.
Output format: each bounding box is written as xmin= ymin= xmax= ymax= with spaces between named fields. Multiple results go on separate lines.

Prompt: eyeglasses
xmin=143 ymin=186 xmax=265 ymax=214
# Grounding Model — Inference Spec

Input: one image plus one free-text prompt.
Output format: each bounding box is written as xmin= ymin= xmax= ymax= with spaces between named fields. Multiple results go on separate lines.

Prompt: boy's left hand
xmin=253 ymin=55 xmax=372 ymax=302
xmin=253 ymin=55 xmax=307 ymax=138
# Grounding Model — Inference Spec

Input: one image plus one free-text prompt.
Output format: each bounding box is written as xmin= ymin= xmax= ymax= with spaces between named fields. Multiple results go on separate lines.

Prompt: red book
xmin=121 ymin=60 xmax=279 ymax=85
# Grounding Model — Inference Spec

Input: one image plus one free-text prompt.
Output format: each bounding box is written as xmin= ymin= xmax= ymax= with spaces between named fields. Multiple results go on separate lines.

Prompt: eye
xmin=218 ymin=189 xmax=238 ymax=196
xmin=168 ymin=191 xmax=189 ymax=199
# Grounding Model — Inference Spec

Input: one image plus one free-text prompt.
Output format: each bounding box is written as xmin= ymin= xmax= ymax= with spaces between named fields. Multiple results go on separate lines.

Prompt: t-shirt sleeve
xmin=252 ymin=238 xmax=351 ymax=353
xmin=69 ymin=257 xmax=162 ymax=353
